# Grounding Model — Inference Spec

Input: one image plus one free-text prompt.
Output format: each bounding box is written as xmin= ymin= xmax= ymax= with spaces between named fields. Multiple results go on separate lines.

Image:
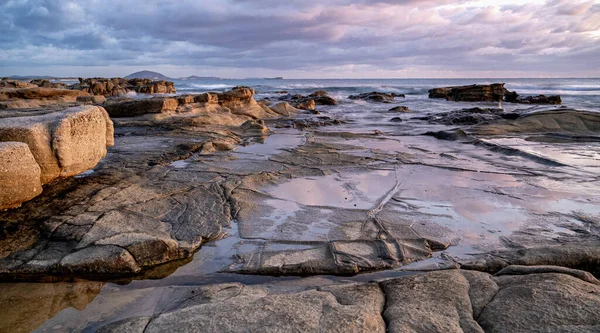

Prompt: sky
xmin=0 ymin=0 xmax=599 ymax=79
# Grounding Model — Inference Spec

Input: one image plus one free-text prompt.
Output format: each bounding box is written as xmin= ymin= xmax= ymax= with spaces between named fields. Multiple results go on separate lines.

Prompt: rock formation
xmin=0 ymin=105 xmax=114 ymax=209
xmin=348 ymin=91 xmax=404 ymax=103
xmin=429 ymin=83 xmax=562 ymax=105
xmin=69 ymin=77 xmax=176 ymax=96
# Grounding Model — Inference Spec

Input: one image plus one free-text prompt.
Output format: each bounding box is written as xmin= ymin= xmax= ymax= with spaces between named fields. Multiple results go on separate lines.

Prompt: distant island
xmin=5 ymin=70 xmax=284 ymax=81
xmin=124 ymin=70 xmax=172 ymax=80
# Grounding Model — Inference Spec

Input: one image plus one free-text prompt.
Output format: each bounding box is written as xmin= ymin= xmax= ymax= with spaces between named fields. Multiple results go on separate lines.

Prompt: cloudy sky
xmin=0 ymin=0 xmax=599 ymax=78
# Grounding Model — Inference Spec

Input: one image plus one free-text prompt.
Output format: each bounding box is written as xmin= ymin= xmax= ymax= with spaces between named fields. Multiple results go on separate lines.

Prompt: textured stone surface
xmin=0 ymin=142 xmax=42 ymax=210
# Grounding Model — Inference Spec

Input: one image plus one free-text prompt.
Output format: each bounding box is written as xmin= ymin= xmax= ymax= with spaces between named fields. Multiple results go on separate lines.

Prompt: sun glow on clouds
xmin=0 ymin=0 xmax=599 ymax=77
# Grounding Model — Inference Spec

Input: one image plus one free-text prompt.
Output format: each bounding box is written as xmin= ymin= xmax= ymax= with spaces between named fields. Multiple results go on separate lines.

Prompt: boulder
xmin=76 ymin=95 xmax=107 ymax=104
xmin=103 ymin=98 xmax=179 ymax=118
xmin=389 ymin=106 xmax=410 ymax=112
xmin=240 ymin=119 xmax=270 ymax=135
xmin=30 ymin=79 xmax=67 ymax=89
xmin=269 ymin=102 xmax=300 ymax=116
xmin=217 ymin=87 xmax=277 ymax=119
xmin=348 ymin=92 xmax=404 ymax=103
xmin=0 ymin=142 xmax=43 ymax=210
xmin=428 ymin=84 xmax=506 ymax=102
xmin=193 ymin=93 xmax=218 ymax=104
xmin=296 ymin=99 xmax=316 ymax=111
xmin=0 ymin=105 xmax=114 ymax=184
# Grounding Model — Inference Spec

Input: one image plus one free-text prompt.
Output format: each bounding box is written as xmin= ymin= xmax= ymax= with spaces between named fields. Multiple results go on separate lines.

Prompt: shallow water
xmin=2 ymin=78 xmax=600 ymax=332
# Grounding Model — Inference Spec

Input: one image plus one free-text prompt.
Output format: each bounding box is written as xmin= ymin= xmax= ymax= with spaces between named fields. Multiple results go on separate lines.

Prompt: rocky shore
xmin=0 ymin=78 xmax=599 ymax=332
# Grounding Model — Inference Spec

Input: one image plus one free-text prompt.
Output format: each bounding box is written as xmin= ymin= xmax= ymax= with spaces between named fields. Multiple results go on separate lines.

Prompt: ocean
xmin=174 ymin=78 xmax=600 ymax=114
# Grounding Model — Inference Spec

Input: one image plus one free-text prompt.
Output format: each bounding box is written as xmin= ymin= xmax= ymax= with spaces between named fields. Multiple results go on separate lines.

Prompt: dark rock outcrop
xmin=348 ymin=92 xmax=404 ymax=103
xmin=428 ymin=84 xmax=506 ymax=102
xmin=279 ymin=90 xmax=338 ymax=110
xmin=429 ymin=83 xmax=562 ymax=105
xmin=389 ymin=106 xmax=410 ymax=112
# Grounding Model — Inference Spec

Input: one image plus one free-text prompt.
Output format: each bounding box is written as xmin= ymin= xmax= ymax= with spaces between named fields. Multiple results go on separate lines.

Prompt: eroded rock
xmin=428 ymin=83 xmax=506 ymax=102
xmin=348 ymin=92 xmax=404 ymax=103
xmin=0 ymin=142 xmax=43 ymax=210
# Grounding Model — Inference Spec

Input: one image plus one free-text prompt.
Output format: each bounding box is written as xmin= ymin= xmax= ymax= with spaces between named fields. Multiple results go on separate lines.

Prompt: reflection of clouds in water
xmin=266 ymin=170 xmax=396 ymax=210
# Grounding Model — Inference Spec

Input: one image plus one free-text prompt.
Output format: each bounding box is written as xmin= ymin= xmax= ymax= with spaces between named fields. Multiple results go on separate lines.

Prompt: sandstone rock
xmin=103 ymin=98 xmax=179 ymax=117
xmin=348 ymin=92 xmax=403 ymax=103
xmin=177 ymin=95 xmax=195 ymax=105
xmin=0 ymin=87 xmax=89 ymax=102
xmin=429 ymin=83 xmax=506 ymax=102
xmin=269 ymin=102 xmax=300 ymax=116
xmin=72 ymin=78 xmax=176 ymax=96
xmin=0 ymin=79 xmax=37 ymax=89
xmin=193 ymin=93 xmax=218 ymax=104
xmin=76 ymin=95 xmax=107 ymax=104
xmin=0 ymin=105 xmax=114 ymax=184
xmin=217 ymin=87 xmax=277 ymax=119
xmin=0 ymin=142 xmax=43 ymax=210
xmin=389 ymin=106 xmax=410 ymax=112
xmin=296 ymin=99 xmax=316 ymax=110
xmin=30 ymin=79 xmax=67 ymax=89
xmin=240 ymin=119 xmax=270 ymax=135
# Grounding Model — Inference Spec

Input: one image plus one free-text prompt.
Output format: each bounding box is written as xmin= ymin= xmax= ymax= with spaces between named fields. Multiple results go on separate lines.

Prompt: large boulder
xmin=0 ymin=142 xmax=43 ymax=210
xmin=268 ymin=102 xmax=300 ymax=116
xmin=0 ymin=105 xmax=114 ymax=184
xmin=428 ymin=84 xmax=506 ymax=102
xmin=348 ymin=92 xmax=404 ymax=103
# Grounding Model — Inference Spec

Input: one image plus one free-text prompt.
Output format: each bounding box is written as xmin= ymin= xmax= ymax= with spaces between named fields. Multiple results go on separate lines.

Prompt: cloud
xmin=0 ymin=0 xmax=598 ymax=77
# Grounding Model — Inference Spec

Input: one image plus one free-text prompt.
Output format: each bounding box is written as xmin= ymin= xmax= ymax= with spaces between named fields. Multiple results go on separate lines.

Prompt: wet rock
xmin=296 ymin=99 xmax=316 ymax=110
xmin=59 ymin=245 xmax=141 ymax=275
xmin=428 ymin=83 xmax=506 ymax=102
xmin=240 ymin=119 xmax=270 ymax=135
xmin=308 ymin=90 xmax=337 ymax=105
xmin=0 ymin=105 xmax=114 ymax=184
xmin=348 ymin=92 xmax=404 ymax=103
xmin=471 ymin=109 xmax=600 ymax=137
xmin=104 ymin=98 xmax=179 ymax=117
xmin=0 ymin=142 xmax=43 ymax=210
xmin=389 ymin=106 xmax=410 ymax=112
xmin=279 ymin=90 xmax=337 ymax=109
xmin=515 ymin=94 xmax=562 ymax=105
xmin=390 ymin=117 xmax=403 ymax=122
xmin=426 ymin=107 xmax=505 ymax=125
xmin=424 ymin=129 xmax=469 ymax=141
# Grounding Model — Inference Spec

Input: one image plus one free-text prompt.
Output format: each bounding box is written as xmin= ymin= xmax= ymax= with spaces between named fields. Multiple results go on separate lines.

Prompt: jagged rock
xmin=193 ymin=92 xmax=218 ymax=104
xmin=389 ymin=106 xmax=410 ymax=112
xmin=0 ymin=142 xmax=43 ymax=210
xmin=296 ymin=99 xmax=316 ymax=110
xmin=76 ymin=95 xmax=107 ymax=104
xmin=429 ymin=84 xmax=507 ymax=102
xmin=176 ymin=95 xmax=195 ymax=105
xmin=103 ymin=98 xmax=179 ymax=117
xmin=0 ymin=105 xmax=114 ymax=184
xmin=279 ymin=90 xmax=337 ymax=109
xmin=308 ymin=90 xmax=337 ymax=105
xmin=348 ymin=92 xmax=404 ymax=103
